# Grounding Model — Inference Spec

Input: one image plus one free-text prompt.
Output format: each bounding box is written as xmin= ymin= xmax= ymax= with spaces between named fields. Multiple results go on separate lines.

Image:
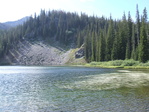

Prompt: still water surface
xmin=0 ymin=66 xmax=149 ymax=112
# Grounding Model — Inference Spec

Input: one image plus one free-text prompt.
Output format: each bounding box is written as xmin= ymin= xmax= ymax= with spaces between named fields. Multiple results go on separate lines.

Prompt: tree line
xmin=83 ymin=5 xmax=149 ymax=63
xmin=0 ymin=4 xmax=148 ymax=63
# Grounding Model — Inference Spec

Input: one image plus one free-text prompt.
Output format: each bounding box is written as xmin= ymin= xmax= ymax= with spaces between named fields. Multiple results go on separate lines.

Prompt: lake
xmin=0 ymin=66 xmax=149 ymax=112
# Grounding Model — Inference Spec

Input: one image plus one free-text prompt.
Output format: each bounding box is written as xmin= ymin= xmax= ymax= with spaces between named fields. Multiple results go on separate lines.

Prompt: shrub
xmin=120 ymin=59 xmax=139 ymax=66
xmin=89 ymin=59 xmax=149 ymax=67
xmin=139 ymin=61 xmax=149 ymax=66
xmin=90 ymin=62 xmax=102 ymax=65
xmin=110 ymin=60 xmax=123 ymax=66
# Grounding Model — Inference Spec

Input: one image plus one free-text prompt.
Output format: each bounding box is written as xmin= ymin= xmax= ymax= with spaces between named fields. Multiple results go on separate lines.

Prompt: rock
xmin=75 ymin=48 xmax=84 ymax=58
xmin=3 ymin=40 xmax=75 ymax=65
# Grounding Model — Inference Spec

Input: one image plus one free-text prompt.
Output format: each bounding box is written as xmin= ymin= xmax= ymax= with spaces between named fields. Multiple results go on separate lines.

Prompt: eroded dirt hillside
xmin=1 ymin=40 xmax=86 ymax=65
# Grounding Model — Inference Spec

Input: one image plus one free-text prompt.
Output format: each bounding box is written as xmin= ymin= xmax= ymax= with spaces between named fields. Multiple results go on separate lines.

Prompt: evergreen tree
xmin=77 ymin=32 xmax=81 ymax=47
xmin=131 ymin=24 xmax=137 ymax=60
xmin=105 ymin=16 xmax=115 ymax=61
xmin=126 ymin=12 xmax=132 ymax=59
xmin=0 ymin=7 xmax=149 ymax=64
xmin=139 ymin=21 xmax=148 ymax=62
xmin=139 ymin=9 xmax=149 ymax=63
xmin=84 ymin=30 xmax=92 ymax=62
xmin=136 ymin=4 xmax=140 ymax=45
xmin=99 ymin=31 xmax=105 ymax=61
xmin=111 ymin=31 xmax=118 ymax=60
xmin=91 ymin=31 xmax=96 ymax=61
xmin=143 ymin=7 xmax=148 ymax=23
xmin=118 ymin=13 xmax=128 ymax=60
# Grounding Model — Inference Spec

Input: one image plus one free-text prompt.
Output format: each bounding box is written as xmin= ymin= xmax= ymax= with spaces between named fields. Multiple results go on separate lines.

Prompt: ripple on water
xmin=0 ymin=67 xmax=149 ymax=112
xmin=59 ymin=70 xmax=149 ymax=91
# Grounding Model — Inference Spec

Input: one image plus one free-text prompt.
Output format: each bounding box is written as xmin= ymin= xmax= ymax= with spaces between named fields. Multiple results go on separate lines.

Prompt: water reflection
xmin=59 ymin=70 xmax=149 ymax=91
xmin=0 ymin=66 xmax=149 ymax=112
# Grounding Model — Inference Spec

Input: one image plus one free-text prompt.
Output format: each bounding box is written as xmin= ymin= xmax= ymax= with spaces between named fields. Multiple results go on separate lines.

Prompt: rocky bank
xmin=0 ymin=40 xmax=86 ymax=65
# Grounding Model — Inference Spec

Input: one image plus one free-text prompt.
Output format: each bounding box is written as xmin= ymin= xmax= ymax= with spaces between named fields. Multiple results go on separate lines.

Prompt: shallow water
xmin=0 ymin=66 xmax=149 ymax=112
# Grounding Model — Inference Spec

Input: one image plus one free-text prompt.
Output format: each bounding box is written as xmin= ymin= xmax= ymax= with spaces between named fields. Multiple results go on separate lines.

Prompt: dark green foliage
xmin=139 ymin=21 xmax=148 ymax=62
xmin=138 ymin=7 xmax=149 ymax=63
xmin=105 ymin=18 xmax=115 ymax=61
xmin=136 ymin=4 xmax=141 ymax=45
xmin=111 ymin=31 xmax=118 ymax=60
xmin=131 ymin=24 xmax=136 ymax=60
xmin=126 ymin=12 xmax=133 ymax=59
xmin=99 ymin=31 xmax=105 ymax=61
xmin=0 ymin=5 xmax=149 ymax=63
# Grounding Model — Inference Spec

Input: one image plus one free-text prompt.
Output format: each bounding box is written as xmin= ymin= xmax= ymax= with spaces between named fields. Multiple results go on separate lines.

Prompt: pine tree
xmin=131 ymin=24 xmax=137 ymax=60
xmin=126 ymin=12 xmax=132 ymax=59
xmin=77 ymin=32 xmax=81 ymax=48
xmin=136 ymin=4 xmax=140 ymax=45
xmin=91 ymin=31 xmax=96 ymax=61
xmin=143 ymin=7 xmax=148 ymax=23
xmin=118 ymin=12 xmax=128 ymax=60
xmin=105 ymin=16 xmax=115 ymax=61
xmin=0 ymin=7 xmax=149 ymax=63
xmin=125 ymin=42 xmax=130 ymax=59
xmin=139 ymin=20 xmax=148 ymax=62
xmin=99 ymin=31 xmax=105 ymax=61
xmin=138 ymin=8 xmax=149 ymax=62
xmin=85 ymin=31 xmax=92 ymax=62
xmin=111 ymin=31 xmax=118 ymax=60
xmin=95 ymin=32 xmax=99 ymax=61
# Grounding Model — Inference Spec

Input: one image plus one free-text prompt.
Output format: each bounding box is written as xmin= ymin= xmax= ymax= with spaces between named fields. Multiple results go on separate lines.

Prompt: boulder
xmin=75 ymin=48 xmax=84 ymax=58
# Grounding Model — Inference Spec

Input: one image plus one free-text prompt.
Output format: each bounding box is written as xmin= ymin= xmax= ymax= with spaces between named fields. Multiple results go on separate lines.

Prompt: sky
xmin=0 ymin=0 xmax=149 ymax=22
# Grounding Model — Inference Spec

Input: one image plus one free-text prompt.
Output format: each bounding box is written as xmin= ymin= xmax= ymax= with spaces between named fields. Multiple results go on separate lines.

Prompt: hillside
xmin=0 ymin=17 xmax=29 ymax=30
xmin=0 ymin=23 xmax=10 ymax=30
xmin=4 ymin=16 xmax=29 ymax=27
xmin=0 ymin=39 xmax=86 ymax=65
xmin=0 ymin=7 xmax=149 ymax=65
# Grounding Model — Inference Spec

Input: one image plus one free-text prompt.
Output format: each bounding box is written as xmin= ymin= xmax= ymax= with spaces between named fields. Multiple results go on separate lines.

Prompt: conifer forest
xmin=0 ymin=5 xmax=149 ymax=63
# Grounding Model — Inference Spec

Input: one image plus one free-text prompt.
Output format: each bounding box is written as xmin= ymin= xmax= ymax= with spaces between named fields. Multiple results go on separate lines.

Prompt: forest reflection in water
xmin=0 ymin=66 xmax=149 ymax=112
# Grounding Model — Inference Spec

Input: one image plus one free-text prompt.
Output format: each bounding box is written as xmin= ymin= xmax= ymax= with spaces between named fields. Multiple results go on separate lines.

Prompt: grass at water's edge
xmin=83 ymin=59 xmax=149 ymax=69
xmin=1 ymin=59 xmax=149 ymax=69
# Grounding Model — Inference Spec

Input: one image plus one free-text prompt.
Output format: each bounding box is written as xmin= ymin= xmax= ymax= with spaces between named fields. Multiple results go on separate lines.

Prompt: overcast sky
xmin=0 ymin=0 xmax=148 ymax=22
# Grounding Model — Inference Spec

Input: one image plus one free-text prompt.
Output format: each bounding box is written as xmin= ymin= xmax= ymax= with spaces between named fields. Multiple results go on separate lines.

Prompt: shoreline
xmin=82 ymin=60 xmax=149 ymax=69
xmin=1 ymin=59 xmax=149 ymax=70
xmin=0 ymin=64 xmax=149 ymax=70
xmin=84 ymin=64 xmax=149 ymax=69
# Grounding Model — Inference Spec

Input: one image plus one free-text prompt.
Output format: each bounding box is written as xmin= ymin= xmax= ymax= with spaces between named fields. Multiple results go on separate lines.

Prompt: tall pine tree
xmin=99 ymin=31 xmax=105 ymax=61
xmin=139 ymin=15 xmax=148 ymax=63
xmin=105 ymin=16 xmax=115 ymax=61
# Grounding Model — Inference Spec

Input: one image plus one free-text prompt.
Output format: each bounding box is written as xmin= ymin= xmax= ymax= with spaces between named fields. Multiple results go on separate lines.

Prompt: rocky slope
xmin=1 ymin=40 xmax=86 ymax=65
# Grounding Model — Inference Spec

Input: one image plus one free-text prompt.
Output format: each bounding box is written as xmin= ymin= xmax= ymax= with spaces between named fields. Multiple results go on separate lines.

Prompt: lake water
xmin=0 ymin=66 xmax=149 ymax=112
